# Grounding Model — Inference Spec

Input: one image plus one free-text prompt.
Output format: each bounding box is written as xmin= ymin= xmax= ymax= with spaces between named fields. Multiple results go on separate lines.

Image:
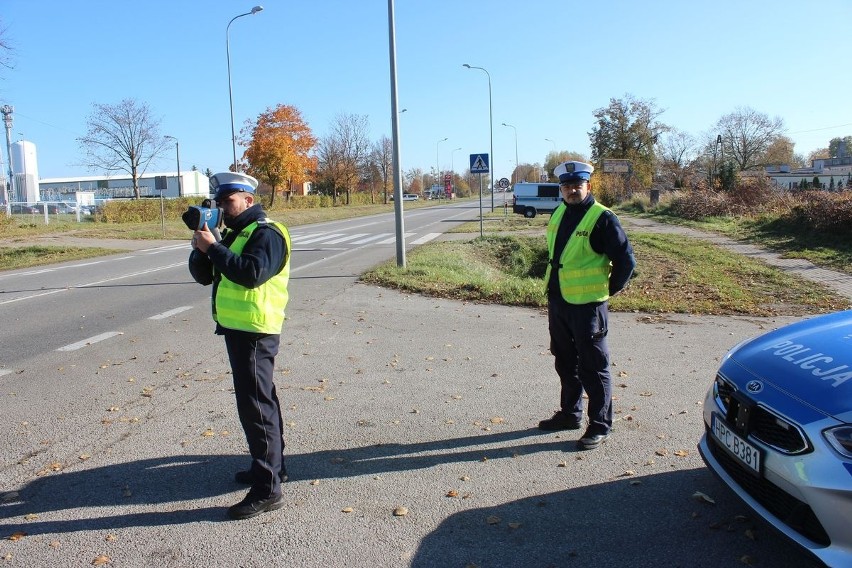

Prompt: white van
xmin=511 ymin=182 xmax=561 ymax=218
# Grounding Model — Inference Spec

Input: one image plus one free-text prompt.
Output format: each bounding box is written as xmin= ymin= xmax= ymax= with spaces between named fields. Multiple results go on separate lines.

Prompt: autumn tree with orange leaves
xmin=241 ymin=104 xmax=317 ymax=206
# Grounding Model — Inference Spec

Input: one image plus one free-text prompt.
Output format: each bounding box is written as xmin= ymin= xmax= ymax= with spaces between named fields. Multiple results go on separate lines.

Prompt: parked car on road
xmin=698 ymin=310 xmax=852 ymax=568
xmin=9 ymin=203 xmax=37 ymax=214
xmin=31 ymin=202 xmax=75 ymax=214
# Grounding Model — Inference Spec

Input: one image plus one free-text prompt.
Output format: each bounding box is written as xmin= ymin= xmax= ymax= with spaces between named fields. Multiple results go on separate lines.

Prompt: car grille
xmin=707 ymin=432 xmax=830 ymax=546
xmin=715 ymin=374 xmax=810 ymax=454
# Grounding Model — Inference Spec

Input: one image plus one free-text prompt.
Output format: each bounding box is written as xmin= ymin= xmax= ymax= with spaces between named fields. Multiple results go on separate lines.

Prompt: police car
xmin=698 ymin=310 xmax=852 ymax=567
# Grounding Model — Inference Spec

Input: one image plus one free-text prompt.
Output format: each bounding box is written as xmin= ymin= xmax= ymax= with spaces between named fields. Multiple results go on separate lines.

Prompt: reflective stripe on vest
xmin=214 ymin=219 xmax=291 ymax=333
xmin=544 ymin=202 xmax=612 ymax=304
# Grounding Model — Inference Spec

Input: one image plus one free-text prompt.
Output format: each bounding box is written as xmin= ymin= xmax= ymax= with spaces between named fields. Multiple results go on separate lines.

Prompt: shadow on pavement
xmin=285 ymin=428 xmax=560 ymax=481
xmin=0 ymin=454 xmax=246 ymax=534
xmin=408 ymin=469 xmax=821 ymax=568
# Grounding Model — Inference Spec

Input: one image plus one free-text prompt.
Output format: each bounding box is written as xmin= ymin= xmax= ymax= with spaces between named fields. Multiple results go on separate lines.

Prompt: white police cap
xmin=554 ymin=161 xmax=594 ymax=183
xmin=210 ymin=172 xmax=259 ymax=200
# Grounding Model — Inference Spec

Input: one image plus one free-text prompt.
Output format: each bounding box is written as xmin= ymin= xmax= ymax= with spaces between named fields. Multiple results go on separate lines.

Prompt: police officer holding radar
xmin=537 ymin=161 xmax=635 ymax=450
xmin=188 ymin=172 xmax=292 ymax=519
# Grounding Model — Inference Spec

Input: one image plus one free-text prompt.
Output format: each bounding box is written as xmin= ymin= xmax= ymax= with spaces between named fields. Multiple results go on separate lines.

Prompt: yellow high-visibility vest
xmin=544 ymin=202 xmax=611 ymax=304
xmin=214 ymin=219 xmax=291 ymax=333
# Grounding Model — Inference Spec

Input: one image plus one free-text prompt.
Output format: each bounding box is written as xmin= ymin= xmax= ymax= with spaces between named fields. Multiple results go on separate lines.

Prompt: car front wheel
xmin=523 ymin=207 xmax=536 ymax=218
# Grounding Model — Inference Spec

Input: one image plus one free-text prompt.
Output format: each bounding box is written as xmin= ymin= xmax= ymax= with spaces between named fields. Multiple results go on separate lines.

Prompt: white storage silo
xmin=11 ymin=140 xmax=39 ymax=203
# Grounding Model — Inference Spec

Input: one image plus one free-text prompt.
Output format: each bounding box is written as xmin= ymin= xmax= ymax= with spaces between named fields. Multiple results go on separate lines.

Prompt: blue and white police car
xmin=698 ymin=310 xmax=852 ymax=568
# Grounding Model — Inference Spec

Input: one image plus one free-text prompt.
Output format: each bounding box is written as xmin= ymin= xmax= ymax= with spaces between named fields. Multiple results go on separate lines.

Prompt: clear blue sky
xmin=2 ymin=0 xmax=850 ymax=182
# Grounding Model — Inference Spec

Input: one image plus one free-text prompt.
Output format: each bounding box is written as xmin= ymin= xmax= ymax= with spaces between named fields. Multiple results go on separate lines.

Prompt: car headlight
xmin=824 ymin=426 xmax=852 ymax=458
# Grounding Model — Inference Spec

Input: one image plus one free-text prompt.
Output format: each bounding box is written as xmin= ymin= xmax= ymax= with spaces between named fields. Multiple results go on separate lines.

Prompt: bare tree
xmin=370 ymin=136 xmax=393 ymax=203
xmin=78 ymin=99 xmax=170 ymax=199
xmin=0 ymin=22 xmax=13 ymax=73
xmin=658 ymin=129 xmax=699 ymax=188
xmin=314 ymin=113 xmax=371 ymax=204
xmin=714 ymin=107 xmax=785 ymax=171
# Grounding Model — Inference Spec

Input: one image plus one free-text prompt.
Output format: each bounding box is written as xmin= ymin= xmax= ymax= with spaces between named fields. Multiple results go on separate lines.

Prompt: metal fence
xmin=3 ymin=201 xmax=95 ymax=223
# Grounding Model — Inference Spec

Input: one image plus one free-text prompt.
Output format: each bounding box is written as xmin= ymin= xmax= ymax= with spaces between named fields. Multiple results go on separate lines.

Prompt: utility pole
xmin=2 ymin=105 xmax=13 ymax=206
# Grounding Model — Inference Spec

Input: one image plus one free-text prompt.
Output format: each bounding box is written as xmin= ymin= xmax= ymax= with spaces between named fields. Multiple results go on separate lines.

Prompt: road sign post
xmin=470 ymin=154 xmax=489 ymax=237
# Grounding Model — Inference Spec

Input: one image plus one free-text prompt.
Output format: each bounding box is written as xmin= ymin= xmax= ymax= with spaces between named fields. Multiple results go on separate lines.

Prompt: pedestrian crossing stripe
xmin=289 ymin=232 xmax=441 ymax=246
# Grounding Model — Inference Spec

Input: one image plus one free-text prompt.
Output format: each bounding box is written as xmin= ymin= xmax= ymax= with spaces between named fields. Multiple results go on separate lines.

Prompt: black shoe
xmin=577 ymin=431 xmax=609 ymax=450
xmin=227 ymin=491 xmax=285 ymax=520
xmin=234 ymin=469 xmax=289 ymax=485
xmin=538 ymin=412 xmax=582 ymax=431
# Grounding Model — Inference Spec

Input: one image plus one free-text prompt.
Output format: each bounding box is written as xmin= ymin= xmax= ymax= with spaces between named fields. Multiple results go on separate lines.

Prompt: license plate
xmin=711 ymin=413 xmax=762 ymax=474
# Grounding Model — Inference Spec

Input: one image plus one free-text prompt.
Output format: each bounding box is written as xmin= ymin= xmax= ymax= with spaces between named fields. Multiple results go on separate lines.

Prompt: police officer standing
xmin=189 ymin=172 xmax=292 ymax=519
xmin=537 ymin=161 xmax=636 ymax=450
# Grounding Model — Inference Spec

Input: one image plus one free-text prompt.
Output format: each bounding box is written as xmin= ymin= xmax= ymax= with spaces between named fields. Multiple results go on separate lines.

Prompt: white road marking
xmin=77 ymin=263 xmax=185 ymax=287
xmin=322 ymin=233 xmax=369 ymax=244
xmin=0 ymin=369 xmax=13 ymax=377
xmin=349 ymin=233 xmax=392 ymax=244
xmin=293 ymin=233 xmax=345 ymax=244
xmin=57 ymin=331 xmax=124 ymax=352
xmin=149 ymin=306 xmax=193 ymax=320
xmin=0 ymin=288 xmax=67 ymax=306
xmin=377 ymin=233 xmax=414 ymax=244
xmin=410 ymin=233 xmax=442 ymax=245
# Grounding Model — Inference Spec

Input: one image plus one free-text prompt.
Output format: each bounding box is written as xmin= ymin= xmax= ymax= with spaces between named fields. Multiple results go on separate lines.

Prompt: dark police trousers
xmin=224 ymin=330 xmax=285 ymax=497
xmin=548 ymin=299 xmax=613 ymax=435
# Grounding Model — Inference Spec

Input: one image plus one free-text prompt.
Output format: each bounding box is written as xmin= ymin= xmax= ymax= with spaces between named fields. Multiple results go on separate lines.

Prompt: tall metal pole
xmin=502 ymin=122 xmax=518 ymax=184
xmin=2 ymin=105 xmax=14 ymax=207
xmin=227 ymin=6 xmax=263 ymax=173
xmin=165 ymin=136 xmax=182 ymax=196
xmin=388 ymin=0 xmax=405 ymax=267
xmin=463 ymin=64 xmax=494 ymax=211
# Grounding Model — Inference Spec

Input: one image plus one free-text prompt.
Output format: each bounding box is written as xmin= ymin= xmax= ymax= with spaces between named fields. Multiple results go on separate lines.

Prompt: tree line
xmin=74 ymin=95 xmax=849 ymax=202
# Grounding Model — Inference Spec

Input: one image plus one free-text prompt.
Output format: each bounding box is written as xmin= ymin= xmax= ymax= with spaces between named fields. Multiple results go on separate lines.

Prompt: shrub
xmin=785 ymin=191 xmax=852 ymax=236
xmin=668 ymin=176 xmax=777 ymax=220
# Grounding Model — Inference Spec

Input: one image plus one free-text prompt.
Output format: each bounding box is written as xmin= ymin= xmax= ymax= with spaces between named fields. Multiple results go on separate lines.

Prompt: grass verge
xmin=625 ymin=209 xmax=852 ymax=274
xmin=361 ymin=233 xmax=849 ymax=316
xmin=0 ymin=246 xmax=125 ymax=270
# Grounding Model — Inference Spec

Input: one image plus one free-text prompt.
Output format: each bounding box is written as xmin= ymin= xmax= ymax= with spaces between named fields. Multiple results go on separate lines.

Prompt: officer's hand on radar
xmin=194 ymin=225 xmax=216 ymax=254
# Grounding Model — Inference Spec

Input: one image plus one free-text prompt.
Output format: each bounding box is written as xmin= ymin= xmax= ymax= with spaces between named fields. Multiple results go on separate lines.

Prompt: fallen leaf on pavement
xmin=692 ymin=491 xmax=715 ymax=504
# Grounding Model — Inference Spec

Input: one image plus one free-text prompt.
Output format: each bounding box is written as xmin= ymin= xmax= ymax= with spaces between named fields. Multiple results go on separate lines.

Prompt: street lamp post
xmin=165 ymin=136 xmax=182 ymax=196
xmin=436 ymin=137 xmax=447 ymax=197
xmin=226 ymin=5 xmax=263 ymax=173
xmin=545 ymin=138 xmax=556 ymax=151
xmin=502 ymin=122 xmax=518 ymax=185
xmin=463 ymin=63 xmax=494 ymax=211
xmin=450 ymin=147 xmax=461 ymax=195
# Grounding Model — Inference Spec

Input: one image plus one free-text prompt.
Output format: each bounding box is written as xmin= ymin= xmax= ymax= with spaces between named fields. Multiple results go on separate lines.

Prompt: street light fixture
xmin=502 ymin=122 xmax=518 ymax=185
xmin=463 ymin=63 xmax=494 ymax=211
xmin=164 ymin=136 xmax=182 ymax=195
xmin=545 ymin=138 xmax=556 ymax=151
xmin=436 ymin=137 xmax=448 ymax=195
xmin=226 ymin=5 xmax=263 ymax=172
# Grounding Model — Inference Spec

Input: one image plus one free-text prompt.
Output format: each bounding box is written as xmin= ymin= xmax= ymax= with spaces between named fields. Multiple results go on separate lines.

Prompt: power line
xmin=789 ymin=122 xmax=852 ymax=134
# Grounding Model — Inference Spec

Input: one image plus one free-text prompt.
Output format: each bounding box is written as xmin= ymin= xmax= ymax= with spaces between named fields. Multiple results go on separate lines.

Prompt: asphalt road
xmin=0 ymin=199 xmax=822 ymax=568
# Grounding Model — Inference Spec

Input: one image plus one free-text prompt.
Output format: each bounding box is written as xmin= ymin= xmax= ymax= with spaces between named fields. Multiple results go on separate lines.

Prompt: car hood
xmin=726 ymin=310 xmax=852 ymax=419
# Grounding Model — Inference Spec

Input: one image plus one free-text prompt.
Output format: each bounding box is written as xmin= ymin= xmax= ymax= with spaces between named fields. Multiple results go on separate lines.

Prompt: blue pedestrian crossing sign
xmin=470 ymin=153 xmax=489 ymax=173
